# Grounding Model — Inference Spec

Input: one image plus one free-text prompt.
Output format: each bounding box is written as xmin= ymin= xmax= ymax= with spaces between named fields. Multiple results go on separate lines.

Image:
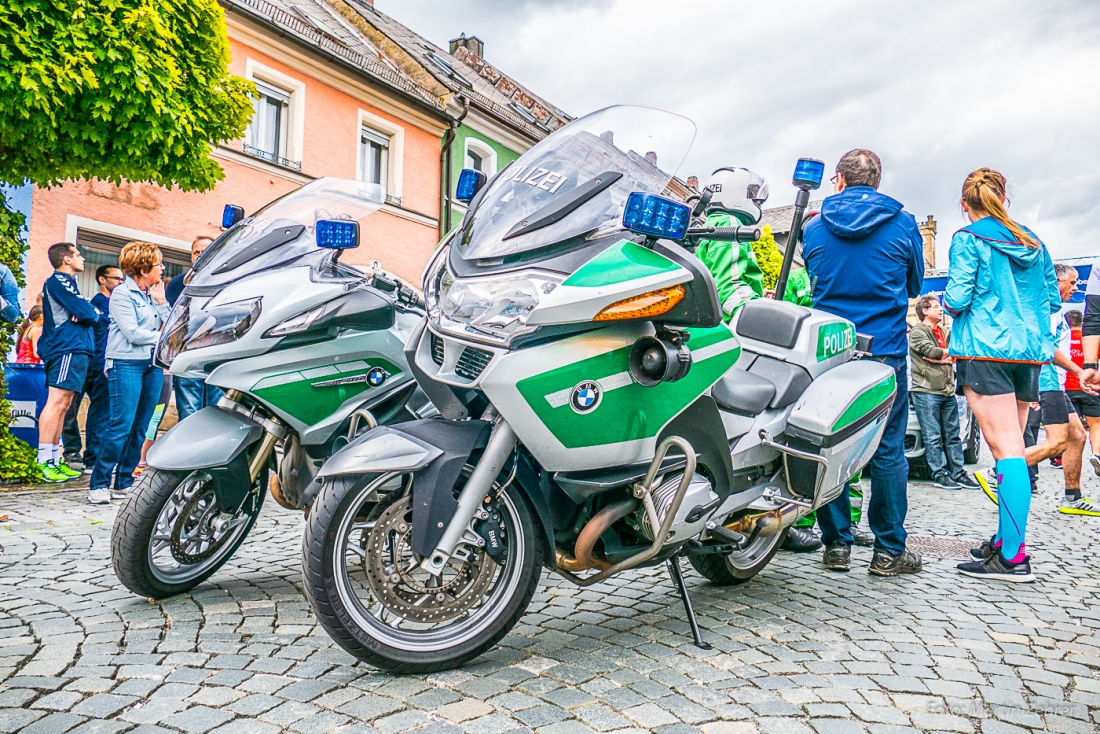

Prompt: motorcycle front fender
xmin=147 ymin=406 xmax=264 ymax=471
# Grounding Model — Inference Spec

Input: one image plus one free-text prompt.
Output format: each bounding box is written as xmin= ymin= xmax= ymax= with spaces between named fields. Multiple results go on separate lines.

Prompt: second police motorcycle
xmin=111 ymin=179 xmax=432 ymax=599
xmin=298 ymin=105 xmax=897 ymax=672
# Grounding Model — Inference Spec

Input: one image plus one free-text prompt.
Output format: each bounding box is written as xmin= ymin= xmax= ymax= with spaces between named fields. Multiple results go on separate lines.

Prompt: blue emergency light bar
xmin=456 ymin=168 xmax=488 ymax=204
xmin=622 ymin=192 xmax=691 ymax=240
xmin=316 ymin=219 xmax=360 ymax=250
xmin=793 ymin=158 xmax=825 ymax=191
xmin=222 ymin=204 xmax=245 ymax=229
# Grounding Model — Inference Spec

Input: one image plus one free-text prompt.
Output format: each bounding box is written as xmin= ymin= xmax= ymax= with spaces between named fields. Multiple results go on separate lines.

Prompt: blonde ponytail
xmin=961 ymin=168 xmax=1037 ymax=248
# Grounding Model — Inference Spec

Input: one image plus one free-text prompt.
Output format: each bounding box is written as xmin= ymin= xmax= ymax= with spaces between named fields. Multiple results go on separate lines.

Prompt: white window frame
xmin=464 ymin=137 xmax=497 ymax=178
xmin=356 ymin=109 xmax=404 ymax=204
xmin=244 ymin=59 xmax=306 ymax=168
xmin=358 ymin=126 xmax=390 ymax=189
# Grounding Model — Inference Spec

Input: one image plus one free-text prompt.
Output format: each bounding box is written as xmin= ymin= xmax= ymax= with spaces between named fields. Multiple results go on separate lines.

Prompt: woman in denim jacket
xmin=88 ymin=242 xmax=170 ymax=505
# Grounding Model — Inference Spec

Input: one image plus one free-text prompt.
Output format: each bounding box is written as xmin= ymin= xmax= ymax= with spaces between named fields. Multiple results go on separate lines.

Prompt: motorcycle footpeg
xmin=709 ymin=525 xmax=746 ymax=547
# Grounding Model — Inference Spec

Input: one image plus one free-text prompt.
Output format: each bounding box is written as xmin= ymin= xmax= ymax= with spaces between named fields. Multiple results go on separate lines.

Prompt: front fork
xmin=420 ymin=409 xmax=518 ymax=575
xmin=219 ymin=389 xmax=285 ymax=503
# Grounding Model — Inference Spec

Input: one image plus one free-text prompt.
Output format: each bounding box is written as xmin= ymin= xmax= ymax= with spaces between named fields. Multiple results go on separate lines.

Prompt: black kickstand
xmin=666 ymin=557 xmax=713 ymax=650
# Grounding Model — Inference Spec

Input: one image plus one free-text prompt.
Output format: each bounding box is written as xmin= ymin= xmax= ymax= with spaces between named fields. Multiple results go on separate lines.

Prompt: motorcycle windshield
xmin=188 ymin=178 xmax=386 ymax=288
xmin=455 ymin=105 xmax=696 ymax=261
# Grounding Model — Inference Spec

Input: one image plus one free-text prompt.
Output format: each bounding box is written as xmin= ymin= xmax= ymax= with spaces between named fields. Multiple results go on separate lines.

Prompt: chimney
xmin=686 ymin=176 xmax=699 ymax=191
xmin=449 ymin=33 xmax=485 ymax=59
xmin=645 ymin=151 xmax=657 ymax=166
xmin=918 ymin=215 xmax=937 ymax=271
xmin=359 ymin=0 xmax=373 ymax=5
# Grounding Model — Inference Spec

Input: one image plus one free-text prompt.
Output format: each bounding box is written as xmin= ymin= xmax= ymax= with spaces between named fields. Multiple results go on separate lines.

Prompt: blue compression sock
xmin=996 ymin=457 xmax=1030 ymax=562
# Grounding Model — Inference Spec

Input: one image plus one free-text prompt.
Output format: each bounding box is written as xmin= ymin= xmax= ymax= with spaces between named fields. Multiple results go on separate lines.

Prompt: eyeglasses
xmin=103 ymin=275 xmax=124 ymax=282
xmin=830 ymin=174 xmax=840 ymax=184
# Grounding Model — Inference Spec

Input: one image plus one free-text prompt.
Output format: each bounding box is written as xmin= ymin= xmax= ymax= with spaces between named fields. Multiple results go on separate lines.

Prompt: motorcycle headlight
xmin=426 ymin=264 xmax=561 ymax=345
xmin=265 ymin=302 xmax=328 ymax=337
xmin=182 ymin=297 xmax=262 ymax=353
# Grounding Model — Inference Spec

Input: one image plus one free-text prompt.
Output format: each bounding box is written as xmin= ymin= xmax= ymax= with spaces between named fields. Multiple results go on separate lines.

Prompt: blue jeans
xmin=91 ymin=359 xmax=164 ymax=491
xmin=911 ymin=391 xmax=965 ymax=477
xmin=174 ymin=376 xmax=224 ymax=423
xmin=61 ymin=363 xmax=110 ymax=465
xmin=817 ymin=356 xmax=910 ymax=556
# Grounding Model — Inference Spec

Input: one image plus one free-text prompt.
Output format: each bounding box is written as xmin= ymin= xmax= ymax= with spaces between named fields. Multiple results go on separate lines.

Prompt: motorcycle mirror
xmin=222 ymin=204 xmax=245 ymax=229
xmin=622 ymin=192 xmax=691 ymax=240
xmin=690 ymin=188 xmax=713 ymax=218
xmin=455 ymin=168 xmax=488 ymax=204
xmin=316 ymin=219 xmax=360 ymax=250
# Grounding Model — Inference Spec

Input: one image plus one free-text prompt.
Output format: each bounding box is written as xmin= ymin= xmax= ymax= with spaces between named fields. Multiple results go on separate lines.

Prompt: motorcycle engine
xmin=638 ymin=473 xmax=718 ymax=541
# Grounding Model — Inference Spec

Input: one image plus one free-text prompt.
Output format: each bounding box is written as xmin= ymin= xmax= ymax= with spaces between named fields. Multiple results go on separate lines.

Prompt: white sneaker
xmin=110 ymin=487 xmax=130 ymax=501
xmin=88 ymin=489 xmax=111 ymax=505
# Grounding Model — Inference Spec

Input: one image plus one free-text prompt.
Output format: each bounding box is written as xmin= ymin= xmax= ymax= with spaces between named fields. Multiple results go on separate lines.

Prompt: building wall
xmin=23 ymin=21 xmax=446 ymax=307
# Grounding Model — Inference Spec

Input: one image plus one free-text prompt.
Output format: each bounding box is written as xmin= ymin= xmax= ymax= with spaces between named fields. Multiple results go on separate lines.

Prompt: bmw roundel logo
xmin=570 ymin=381 xmax=601 ymax=414
xmin=367 ymin=367 xmax=388 ymax=387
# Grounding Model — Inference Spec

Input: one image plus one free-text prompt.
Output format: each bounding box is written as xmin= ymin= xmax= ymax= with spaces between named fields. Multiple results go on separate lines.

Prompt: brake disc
xmin=170 ymin=482 xmax=233 ymax=565
xmin=361 ymin=495 xmax=495 ymax=624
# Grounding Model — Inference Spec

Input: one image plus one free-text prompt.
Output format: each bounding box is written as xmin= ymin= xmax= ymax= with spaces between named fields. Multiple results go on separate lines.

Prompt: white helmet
xmin=703 ymin=167 xmax=769 ymax=224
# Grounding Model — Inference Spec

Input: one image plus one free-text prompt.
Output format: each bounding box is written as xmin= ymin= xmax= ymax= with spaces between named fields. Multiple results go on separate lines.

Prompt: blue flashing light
xmin=793 ymin=158 xmax=825 ymax=191
xmin=456 ymin=168 xmax=487 ymax=204
xmin=621 ymin=192 xmax=691 ymax=240
xmin=316 ymin=219 xmax=360 ymax=250
xmin=222 ymin=204 xmax=245 ymax=229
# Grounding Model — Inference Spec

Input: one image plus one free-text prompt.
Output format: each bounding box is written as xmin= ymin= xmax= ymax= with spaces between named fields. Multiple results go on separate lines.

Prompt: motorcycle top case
xmin=730 ymin=299 xmax=858 ymax=380
xmin=782 ymin=359 xmax=896 ymax=503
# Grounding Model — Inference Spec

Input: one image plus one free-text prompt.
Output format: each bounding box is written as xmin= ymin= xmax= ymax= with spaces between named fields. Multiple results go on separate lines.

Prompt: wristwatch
xmin=1085 ymin=362 xmax=1098 ymax=370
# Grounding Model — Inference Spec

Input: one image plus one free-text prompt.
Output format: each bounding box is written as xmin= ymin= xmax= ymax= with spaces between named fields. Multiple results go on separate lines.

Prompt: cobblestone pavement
xmin=2 ymin=452 xmax=1100 ymax=734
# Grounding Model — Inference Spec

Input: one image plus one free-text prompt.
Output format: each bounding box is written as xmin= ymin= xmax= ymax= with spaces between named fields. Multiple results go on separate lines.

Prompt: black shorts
xmin=956 ymin=359 xmax=1041 ymax=403
xmin=44 ymin=353 xmax=89 ymax=393
xmin=1039 ymin=390 xmax=1076 ymax=426
xmin=1067 ymin=390 xmax=1100 ymax=419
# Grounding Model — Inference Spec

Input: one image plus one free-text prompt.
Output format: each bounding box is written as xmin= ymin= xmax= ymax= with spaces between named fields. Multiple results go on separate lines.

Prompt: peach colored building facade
xmin=24 ymin=7 xmax=448 ymax=305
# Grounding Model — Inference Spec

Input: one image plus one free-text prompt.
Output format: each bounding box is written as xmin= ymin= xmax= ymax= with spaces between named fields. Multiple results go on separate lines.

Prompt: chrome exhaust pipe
xmin=555 ymin=437 xmax=695 ymax=587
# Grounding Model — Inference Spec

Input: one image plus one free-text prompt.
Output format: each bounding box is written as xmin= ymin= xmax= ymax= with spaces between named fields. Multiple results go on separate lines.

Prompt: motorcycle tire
xmin=302 ymin=471 xmax=543 ymax=674
xmin=688 ymin=527 xmax=787 ymax=585
xmin=111 ymin=467 xmax=265 ymax=599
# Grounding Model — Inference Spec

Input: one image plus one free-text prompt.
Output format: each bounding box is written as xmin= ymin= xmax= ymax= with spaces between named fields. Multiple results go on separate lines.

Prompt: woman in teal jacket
xmin=945 ymin=168 xmax=1057 ymax=584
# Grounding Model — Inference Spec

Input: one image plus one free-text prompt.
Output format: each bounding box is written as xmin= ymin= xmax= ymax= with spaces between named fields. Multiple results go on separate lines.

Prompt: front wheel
xmin=688 ymin=526 xmax=787 ymax=585
xmin=111 ymin=467 xmax=265 ymax=599
xmin=302 ymin=471 xmax=543 ymax=674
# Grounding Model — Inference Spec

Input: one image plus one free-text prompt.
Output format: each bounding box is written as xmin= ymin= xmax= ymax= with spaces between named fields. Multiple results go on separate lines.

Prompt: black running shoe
xmin=957 ymin=553 xmax=1035 ymax=583
xmin=969 ymin=535 xmax=997 ymax=561
xmin=932 ymin=471 xmax=962 ymax=490
xmin=869 ymin=548 xmax=923 ymax=576
xmin=822 ymin=541 xmax=851 ymax=572
xmin=953 ymin=471 xmax=980 ymax=490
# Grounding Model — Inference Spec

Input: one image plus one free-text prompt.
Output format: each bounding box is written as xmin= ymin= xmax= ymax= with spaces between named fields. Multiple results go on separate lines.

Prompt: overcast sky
xmin=378 ymin=0 xmax=1100 ymax=266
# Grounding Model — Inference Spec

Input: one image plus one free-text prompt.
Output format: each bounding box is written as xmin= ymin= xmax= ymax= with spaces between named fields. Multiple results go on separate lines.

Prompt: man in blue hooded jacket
xmin=803 ymin=149 xmax=925 ymax=577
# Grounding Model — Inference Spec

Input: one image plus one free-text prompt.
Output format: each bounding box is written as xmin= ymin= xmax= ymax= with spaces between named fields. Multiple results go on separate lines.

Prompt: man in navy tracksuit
xmin=36 ymin=243 xmax=101 ymax=482
xmin=61 ymin=264 xmax=123 ymax=470
xmin=803 ymin=149 xmax=925 ymax=577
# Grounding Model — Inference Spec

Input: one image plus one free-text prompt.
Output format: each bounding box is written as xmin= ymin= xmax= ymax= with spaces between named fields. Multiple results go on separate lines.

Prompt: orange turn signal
xmin=593 ymin=285 xmax=685 ymax=322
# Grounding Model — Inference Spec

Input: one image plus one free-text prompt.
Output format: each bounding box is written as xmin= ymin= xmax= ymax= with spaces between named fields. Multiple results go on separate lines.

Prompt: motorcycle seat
xmin=712 ymin=369 xmax=776 ymax=416
xmin=735 ymin=298 xmax=810 ymax=349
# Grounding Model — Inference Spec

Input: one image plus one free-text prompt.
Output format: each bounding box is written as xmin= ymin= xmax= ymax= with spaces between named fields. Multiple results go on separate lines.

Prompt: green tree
xmin=0 ymin=0 xmax=254 ymax=481
xmin=750 ymin=225 xmax=783 ymax=290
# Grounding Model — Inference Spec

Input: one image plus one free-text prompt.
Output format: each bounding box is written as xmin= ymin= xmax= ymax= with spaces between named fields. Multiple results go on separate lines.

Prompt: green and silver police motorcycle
xmin=302 ymin=106 xmax=897 ymax=673
xmin=112 ymin=179 xmax=431 ymax=600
